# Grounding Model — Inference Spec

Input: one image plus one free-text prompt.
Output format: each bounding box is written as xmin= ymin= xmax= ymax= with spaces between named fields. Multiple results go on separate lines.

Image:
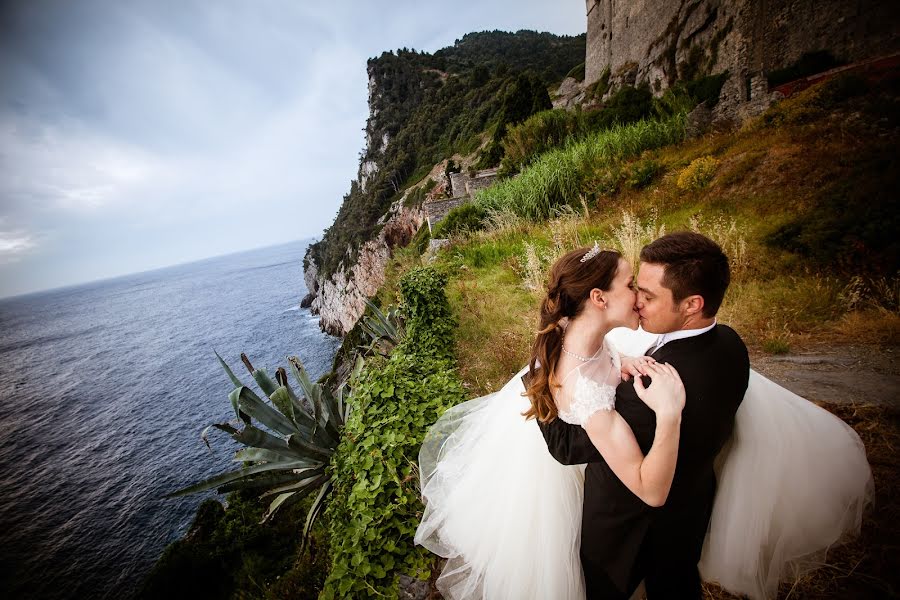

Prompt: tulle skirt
xmin=698 ymin=371 xmax=874 ymax=599
xmin=416 ymin=366 xmax=874 ymax=600
xmin=415 ymin=366 xmax=586 ymax=600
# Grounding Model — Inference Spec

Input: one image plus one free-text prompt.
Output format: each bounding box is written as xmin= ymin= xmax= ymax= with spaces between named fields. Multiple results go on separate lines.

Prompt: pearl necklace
xmin=561 ymin=343 xmax=599 ymax=362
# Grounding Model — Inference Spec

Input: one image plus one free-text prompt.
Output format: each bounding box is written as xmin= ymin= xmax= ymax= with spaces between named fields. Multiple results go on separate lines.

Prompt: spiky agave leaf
xmin=259 ymin=468 xmax=328 ymax=497
xmin=216 ymin=472 xmax=306 ymax=494
xmin=251 ymin=367 xmax=279 ymax=398
xmin=302 ymin=480 xmax=332 ymax=548
xmin=170 ymin=351 xmax=355 ymax=549
xmin=362 ymin=298 xmax=401 ymax=343
xmin=288 ymin=356 xmax=340 ymax=439
xmin=232 ymin=386 xmax=300 ymax=438
xmin=215 ymin=350 xmax=244 ymax=388
xmin=260 ymin=472 xmax=329 ymax=523
xmin=166 ymin=459 xmax=314 ymax=498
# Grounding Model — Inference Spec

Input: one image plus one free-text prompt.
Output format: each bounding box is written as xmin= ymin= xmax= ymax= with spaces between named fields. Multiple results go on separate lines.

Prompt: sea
xmin=0 ymin=240 xmax=341 ymax=599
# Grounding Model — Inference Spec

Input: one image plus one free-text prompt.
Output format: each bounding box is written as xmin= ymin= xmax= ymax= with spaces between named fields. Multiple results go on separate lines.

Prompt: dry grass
xmin=447 ymin=266 xmax=537 ymax=396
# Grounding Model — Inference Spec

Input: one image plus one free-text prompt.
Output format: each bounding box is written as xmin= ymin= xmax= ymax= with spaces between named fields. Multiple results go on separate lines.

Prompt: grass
xmin=370 ymin=73 xmax=899 ymax=597
xmin=475 ymin=113 xmax=687 ymax=220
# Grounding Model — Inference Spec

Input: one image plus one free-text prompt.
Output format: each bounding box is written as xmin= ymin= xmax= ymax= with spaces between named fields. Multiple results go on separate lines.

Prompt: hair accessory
xmin=580 ymin=241 xmax=601 ymax=263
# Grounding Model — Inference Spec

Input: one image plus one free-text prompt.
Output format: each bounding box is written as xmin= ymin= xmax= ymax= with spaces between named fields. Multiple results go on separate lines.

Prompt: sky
xmin=0 ymin=0 xmax=586 ymax=298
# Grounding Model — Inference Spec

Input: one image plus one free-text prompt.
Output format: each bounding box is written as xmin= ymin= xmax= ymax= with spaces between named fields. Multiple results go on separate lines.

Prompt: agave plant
xmin=357 ymin=298 xmax=404 ymax=356
xmin=167 ymin=351 xmax=362 ymax=544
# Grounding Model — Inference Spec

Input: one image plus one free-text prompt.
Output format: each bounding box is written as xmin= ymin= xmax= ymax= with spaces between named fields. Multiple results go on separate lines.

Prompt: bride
xmin=415 ymin=246 xmax=873 ymax=600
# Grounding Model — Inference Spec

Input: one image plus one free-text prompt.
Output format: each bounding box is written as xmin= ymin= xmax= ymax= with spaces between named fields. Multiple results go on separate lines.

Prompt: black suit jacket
xmin=537 ymin=324 xmax=749 ymax=595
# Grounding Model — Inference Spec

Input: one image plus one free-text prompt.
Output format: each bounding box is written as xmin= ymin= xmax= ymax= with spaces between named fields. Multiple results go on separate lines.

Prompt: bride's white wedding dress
xmin=415 ymin=328 xmax=874 ymax=600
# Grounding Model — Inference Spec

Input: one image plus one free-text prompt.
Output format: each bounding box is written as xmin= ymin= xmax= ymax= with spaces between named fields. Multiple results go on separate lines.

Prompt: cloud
xmin=0 ymin=0 xmax=586 ymax=298
xmin=0 ymin=229 xmax=37 ymax=262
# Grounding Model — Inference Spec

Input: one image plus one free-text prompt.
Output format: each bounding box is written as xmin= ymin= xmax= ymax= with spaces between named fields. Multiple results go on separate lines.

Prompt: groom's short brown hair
xmin=640 ymin=231 xmax=730 ymax=317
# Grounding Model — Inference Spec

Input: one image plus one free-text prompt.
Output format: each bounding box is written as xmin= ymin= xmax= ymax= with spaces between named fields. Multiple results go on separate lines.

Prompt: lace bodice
xmin=556 ymin=338 xmax=621 ymax=426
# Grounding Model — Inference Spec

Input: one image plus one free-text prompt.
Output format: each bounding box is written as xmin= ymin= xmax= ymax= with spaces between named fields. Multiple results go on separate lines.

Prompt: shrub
xmin=432 ymin=203 xmax=488 ymax=238
xmin=322 ymin=268 xmax=467 ymax=599
xmin=587 ymin=84 xmax=654 ymax=130
xmin=625 ymin=157 xmax=662 ymax=189
xmin=677 ymin=155 xmax=719 ymax=190
xmin=499 ymin=109 xmax=583 ymax=176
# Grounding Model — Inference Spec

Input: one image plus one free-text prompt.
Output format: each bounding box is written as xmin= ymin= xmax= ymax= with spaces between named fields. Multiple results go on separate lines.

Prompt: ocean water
xmin=0 ymin=240 xmax=341 ymax=599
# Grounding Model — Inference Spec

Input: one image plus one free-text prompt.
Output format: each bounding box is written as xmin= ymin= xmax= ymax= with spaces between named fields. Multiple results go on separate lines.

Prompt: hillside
xmin=365 ymin=73 xmax=899 ymax=599
xmin=302 ymin=30 xmax=585 ymax=334
xmin=143 ymin=65 xmax=899 ymax=600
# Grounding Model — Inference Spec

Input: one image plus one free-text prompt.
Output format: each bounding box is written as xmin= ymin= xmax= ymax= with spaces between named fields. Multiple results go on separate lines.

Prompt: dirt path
xmin=750 ymin=344 xmax=900 ymax=407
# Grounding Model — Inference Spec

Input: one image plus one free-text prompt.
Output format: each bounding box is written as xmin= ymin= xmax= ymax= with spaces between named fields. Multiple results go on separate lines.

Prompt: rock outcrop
xmin=306 ymin=199 xmax=423 ymax=336
xmin=583 ymin=0 xmax=900 ymax=121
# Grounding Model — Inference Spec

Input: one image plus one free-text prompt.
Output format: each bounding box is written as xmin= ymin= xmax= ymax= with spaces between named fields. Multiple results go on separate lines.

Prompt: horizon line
xmin=0 ymin=236 xmax=318 ymax=302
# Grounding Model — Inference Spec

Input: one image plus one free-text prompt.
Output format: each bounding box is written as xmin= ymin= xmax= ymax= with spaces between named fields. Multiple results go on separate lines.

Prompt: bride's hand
xmin=620 ymin=355 xmax=656 ymax=381
xmin=633 ymin=362 xmax=685 ymax=419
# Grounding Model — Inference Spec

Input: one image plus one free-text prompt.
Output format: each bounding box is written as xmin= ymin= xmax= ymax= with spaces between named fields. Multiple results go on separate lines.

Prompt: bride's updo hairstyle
xmin=524 ymin=246 xmax=621 ymax=422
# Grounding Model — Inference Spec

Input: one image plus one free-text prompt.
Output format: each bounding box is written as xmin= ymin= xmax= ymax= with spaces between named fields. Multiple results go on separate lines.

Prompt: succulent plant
xmin=167 ymin=351 xmax=363 ymax=545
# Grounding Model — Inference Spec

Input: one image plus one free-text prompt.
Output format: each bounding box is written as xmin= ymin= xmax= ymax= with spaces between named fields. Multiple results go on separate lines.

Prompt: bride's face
xmin=602 ymin=258 xmax=640 ymax=330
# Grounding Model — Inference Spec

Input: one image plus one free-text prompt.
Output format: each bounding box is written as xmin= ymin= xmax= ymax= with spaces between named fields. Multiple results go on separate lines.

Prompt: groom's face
xmin=635 ymin=262 xmax=682 ymax=334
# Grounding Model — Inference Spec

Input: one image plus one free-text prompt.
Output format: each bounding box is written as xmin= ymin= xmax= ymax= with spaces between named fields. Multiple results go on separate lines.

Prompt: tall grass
xmin=609 ymin=209 xmax=666 ymax=270
xmin=475 ymin=113 xmax=686 ymax=220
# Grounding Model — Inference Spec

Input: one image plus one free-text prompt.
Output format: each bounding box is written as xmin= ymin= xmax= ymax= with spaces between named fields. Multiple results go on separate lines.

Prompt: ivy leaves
xmin=322 ymin=268 xmax=466 ymax=599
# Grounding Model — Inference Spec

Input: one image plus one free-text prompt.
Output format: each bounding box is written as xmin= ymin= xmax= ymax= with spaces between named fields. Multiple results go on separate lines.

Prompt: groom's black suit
xmin=538 ymin=324 xmax=749 ymax=599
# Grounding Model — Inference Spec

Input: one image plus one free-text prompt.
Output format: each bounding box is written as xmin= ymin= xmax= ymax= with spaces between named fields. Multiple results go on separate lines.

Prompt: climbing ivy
xmin=321 ymin=267 xmax=466 ymax=599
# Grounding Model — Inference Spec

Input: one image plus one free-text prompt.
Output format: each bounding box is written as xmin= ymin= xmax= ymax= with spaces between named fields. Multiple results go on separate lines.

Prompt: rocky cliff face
xmin=583 ymin=0 xmax=900 ymax=121
xmin=305 ymin=199 xmax=422 ymax=335
xmin=302 ymin=68 xmax=409 ymax=336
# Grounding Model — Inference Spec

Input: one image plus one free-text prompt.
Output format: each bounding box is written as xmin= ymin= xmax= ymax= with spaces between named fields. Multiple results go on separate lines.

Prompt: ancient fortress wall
xmin=584 ymin=0 xmax=900 ymax=119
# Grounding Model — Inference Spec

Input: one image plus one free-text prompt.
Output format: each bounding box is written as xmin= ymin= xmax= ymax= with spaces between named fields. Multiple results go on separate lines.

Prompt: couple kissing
xmin=416 ymin=232 xmax=873 ymax=600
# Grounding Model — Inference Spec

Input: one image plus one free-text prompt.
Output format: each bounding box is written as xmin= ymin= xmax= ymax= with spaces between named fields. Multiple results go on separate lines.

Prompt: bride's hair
xmin=524 ymin=246 xmax=621 ymax=422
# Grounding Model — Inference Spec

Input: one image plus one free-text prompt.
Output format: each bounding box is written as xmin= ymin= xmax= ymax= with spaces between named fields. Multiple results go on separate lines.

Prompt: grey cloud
xmin=0 ymin=0 xmax=585 ymax=298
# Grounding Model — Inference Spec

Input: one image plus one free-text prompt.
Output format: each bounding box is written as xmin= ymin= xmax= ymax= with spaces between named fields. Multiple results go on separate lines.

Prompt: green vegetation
xmin=305 ymin=31 xmax=585 ymax=281
xmin=476 ymin=113 xmax=686 ymax=220
xmin=677 ymin=156 xmax=719 ymax=190
xmin=432 ymin=203 xmax=488 ymax=238
xmin=322 ymin=267 xmax=467 ymax=599
xmin=139 ymin=493 xmax=331 ymax=599
xmin=499 ymin=85 xmax=658 ymax=178
xmin=475 ymin=72 xmax=553 ymax=169
xmin=625 ymin=156 xmax=662 ymax=189
xmin=499 ymin=109 xmax=587 ymax=176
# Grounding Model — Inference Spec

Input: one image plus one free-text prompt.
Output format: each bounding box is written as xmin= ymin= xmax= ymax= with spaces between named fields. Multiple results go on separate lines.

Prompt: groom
xmin=538 ymin=232 xmax=750 ymax=599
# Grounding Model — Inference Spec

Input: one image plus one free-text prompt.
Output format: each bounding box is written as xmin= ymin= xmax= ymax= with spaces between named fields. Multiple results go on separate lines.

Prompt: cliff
xmin=583 ymin=0 xmax=900 ymax=121
xmin=302 ymin=31 xmax=586 ymax=335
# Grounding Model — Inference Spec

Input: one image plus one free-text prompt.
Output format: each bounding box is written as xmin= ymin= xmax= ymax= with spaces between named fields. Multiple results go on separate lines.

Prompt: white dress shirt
xmin=649 ymin=320 xmax=717 ymax=354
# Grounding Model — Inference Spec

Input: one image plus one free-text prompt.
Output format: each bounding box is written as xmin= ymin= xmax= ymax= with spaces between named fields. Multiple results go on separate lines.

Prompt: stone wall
xmin=424 ymin=168 xmax=499 ymax=231
xmin=584 ymin=0 xmax=900 ymax=121
xmin=449 ymin=172 xmax=469 ymax=198
xmin=465 ymin=168 xmax=499 ymax=195
xmin=423 ymin=197 xmax=469 ymax=232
